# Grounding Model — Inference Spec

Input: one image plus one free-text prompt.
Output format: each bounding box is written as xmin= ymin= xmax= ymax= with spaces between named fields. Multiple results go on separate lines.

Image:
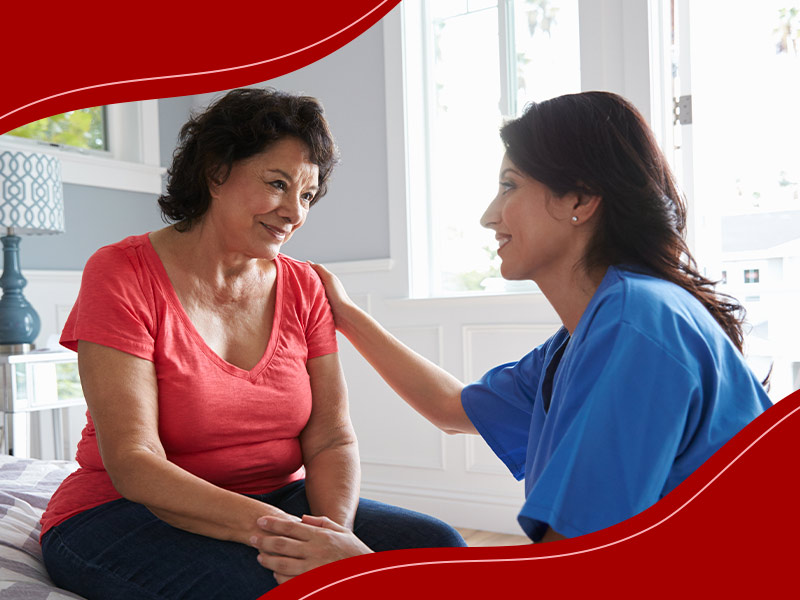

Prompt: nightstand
xmin=1 ymin=350 xmax=85 ymax=458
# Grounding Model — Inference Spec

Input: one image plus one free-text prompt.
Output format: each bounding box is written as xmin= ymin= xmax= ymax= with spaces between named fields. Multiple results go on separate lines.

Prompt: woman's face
xmin=480 ymin=153 xmax=575 ymax=282
xmin=206 ymin=136 xmax=319 ymax=260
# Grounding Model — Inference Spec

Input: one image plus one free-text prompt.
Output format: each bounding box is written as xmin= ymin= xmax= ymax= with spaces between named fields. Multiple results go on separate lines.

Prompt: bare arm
xmin=540 ymin=528 xmax=566 ymax=543
xmin=77 ymin=340 xmax=296 ymax=546
xmin=300 ymin=352 xmax=360 ymax=529
xmin=310 ymin=263 xmax=477 ymax=435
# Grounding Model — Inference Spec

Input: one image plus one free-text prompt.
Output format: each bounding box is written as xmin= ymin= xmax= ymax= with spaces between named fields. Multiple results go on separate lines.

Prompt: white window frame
xmin=0 ymin=100 xmax=164 ymax=195
xmin=385 ymin=0 xmax=657 ymax=299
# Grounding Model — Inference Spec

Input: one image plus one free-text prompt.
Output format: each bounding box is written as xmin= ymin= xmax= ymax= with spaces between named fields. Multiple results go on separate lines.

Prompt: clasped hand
xmin=250 ymin=514 xmax=372 ymax=584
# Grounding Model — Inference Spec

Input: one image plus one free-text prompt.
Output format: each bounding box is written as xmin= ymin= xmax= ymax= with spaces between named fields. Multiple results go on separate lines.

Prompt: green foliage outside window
xmin=55 ymin=362 xmax=83 ymax=400
xmin=448 ymin=245 xmax=502 ymax=292
xmin=7 ymin=107 xmax=107 ymax=151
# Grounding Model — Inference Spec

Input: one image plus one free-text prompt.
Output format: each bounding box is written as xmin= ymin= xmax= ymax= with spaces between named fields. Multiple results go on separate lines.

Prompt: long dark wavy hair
xmin=159 ymin=87 xmax=338 ymax=231
xmin=500 ymin=91 xmax=748 ymax=355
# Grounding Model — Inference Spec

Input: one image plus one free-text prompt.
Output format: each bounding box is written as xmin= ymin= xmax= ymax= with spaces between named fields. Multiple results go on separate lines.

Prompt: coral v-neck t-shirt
xmin=40 ymin=234 xmax=337 ymax=537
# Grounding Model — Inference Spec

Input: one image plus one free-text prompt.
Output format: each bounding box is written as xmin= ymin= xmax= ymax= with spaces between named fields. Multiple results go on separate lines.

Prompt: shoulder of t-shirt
xmin=85 ymin=233 xmax=152 ymax=271
xmin=276 ymin=253 xmax=323 ymax=288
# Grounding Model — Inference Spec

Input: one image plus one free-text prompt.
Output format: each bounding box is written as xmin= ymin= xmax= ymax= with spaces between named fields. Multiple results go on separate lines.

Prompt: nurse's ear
xmin=569 ymin=191 xmax=602 ymax=226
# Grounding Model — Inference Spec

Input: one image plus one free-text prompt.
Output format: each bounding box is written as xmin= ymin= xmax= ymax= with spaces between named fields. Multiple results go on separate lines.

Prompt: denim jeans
xmin=41 ymin=480 xmax=466 ymax=600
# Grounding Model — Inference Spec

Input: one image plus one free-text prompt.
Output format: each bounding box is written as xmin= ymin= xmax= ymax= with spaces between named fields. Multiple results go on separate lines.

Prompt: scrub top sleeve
xmin=519 ymin=324 xmax=700 ymax=540
xmin=462 ymin=344 xmax=550 ymax=480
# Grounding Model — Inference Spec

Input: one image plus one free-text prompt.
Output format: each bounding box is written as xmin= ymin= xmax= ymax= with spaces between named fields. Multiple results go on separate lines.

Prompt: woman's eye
xmin=270 ymin=180 xmax=287 ymax=191
xmin=500 ymin=180 xmax=514 ymax=192
xmin=301 ymin=193 xmax=315 ymax=205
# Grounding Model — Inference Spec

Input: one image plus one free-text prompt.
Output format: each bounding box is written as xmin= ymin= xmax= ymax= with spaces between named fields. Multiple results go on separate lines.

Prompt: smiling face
xmin=480 ymin=153 xmax=577 ymax=282
xmin=205 ymin=136 xmax=319 ymax=260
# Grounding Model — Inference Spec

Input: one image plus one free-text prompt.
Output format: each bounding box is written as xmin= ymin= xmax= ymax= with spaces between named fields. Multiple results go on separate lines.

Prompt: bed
xmin=0 ymin=454 xmax=85 ymax=599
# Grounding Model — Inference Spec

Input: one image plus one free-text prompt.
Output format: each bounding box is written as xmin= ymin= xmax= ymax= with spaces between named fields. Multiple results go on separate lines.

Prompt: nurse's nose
xmin=480 ymin=192 xmax=502 ymax=230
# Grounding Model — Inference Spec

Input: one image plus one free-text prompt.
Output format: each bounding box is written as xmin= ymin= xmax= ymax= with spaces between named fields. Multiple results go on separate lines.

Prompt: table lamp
xmin=0 ymin=151 xmax=64 ymax=353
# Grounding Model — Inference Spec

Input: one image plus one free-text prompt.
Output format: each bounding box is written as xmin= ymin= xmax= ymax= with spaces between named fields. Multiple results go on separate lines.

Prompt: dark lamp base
xmin=0 ymin=234 xmax=41 ymax=346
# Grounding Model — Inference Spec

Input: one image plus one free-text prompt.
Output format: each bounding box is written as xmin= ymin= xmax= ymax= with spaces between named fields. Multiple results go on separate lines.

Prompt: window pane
xmin=430 ymin=0 xmax=469 ymax=20
xmin=426 ymin=0 xmax=581 ymax=294
xmin=513 ymin=0 xmax=581 ymax=107
xmin=684 ymin=0 xmax=800 ymax=400
xmin=6 ymin=107 xmax=108 ymax=151
xmin=429 ymin=4 xmax=505 ymax=294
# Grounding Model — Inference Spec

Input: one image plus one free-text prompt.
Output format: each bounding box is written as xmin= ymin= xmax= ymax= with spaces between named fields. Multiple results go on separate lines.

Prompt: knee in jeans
xmin=419 ymin=516 xmax=467 ymax=548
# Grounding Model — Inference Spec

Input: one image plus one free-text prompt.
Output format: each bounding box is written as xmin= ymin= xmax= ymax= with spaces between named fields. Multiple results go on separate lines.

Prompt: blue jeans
xmin=41 ymin=480 xmax=466 ymax=600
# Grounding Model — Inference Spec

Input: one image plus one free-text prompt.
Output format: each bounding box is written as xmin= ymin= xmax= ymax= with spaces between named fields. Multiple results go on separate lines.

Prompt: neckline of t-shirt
xmin=141 ymin=232 xmax=284 ymax=380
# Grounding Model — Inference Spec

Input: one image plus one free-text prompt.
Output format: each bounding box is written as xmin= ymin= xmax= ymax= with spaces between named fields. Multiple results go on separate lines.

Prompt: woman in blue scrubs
xmin=251 ymin=91 xmax=771 ymax=573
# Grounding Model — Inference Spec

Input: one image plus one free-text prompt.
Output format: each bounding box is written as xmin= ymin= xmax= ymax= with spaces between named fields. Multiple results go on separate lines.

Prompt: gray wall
xmin=188 ymin=19 xmax=391 ymax=264
xmin=23 ymin=95 xmax=196 ymax=270
xmin=23 ymin=185 xmax=165 ymax=270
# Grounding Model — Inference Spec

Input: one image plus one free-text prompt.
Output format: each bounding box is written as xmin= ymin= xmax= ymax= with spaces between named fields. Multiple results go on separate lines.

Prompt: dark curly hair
xmin=500 ymin=91 xmax=748 ymax=356
xmin=158 ymin=87 xmax=338 ymax=231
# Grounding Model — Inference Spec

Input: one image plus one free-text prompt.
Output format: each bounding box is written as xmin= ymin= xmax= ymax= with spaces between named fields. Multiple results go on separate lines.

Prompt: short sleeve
xmin=519 ymin=322 xmax=700 ymax=540
xmin=60 ymin=246 xmax=156 ymax=361
xmin=302 ymin=266 xmax=338 ymax=359
xmin=461 ymin=336 xmax=557 ymax=480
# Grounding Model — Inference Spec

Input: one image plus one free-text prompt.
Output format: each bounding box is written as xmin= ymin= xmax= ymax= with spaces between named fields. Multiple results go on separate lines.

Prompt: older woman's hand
xmin=251 ymin=514 xmax=372 ymax=584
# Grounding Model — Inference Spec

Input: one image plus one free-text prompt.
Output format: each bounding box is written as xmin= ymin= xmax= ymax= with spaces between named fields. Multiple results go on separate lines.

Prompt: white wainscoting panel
xmin=463 ymin=324 xmax=556 ymax=475
xmin=23 ymin=270 xmax=82 ymax=350
xmin=360 ymin=479 xmax=524 ymax=535
xmin=341 ymin=325 xmax=446 ymax=470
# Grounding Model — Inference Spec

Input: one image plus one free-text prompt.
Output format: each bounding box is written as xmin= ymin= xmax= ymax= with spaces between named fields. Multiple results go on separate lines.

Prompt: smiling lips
xmin=496 ymin=234 xmax=511 ymax=251
xmin=261 ymin=222 xmax=290 ymax=240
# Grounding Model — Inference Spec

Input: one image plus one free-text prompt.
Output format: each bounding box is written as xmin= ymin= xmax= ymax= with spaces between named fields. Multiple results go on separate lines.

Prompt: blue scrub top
xmin=462 ymin=266 xmax=772 ymax=541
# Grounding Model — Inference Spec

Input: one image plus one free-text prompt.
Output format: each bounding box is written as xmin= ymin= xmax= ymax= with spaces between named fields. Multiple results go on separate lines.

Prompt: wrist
xmin=336 ymin=300 xmax=362 ymax=338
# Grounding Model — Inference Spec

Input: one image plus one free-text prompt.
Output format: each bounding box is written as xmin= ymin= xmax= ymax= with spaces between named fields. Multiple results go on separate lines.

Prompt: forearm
xmin=337 ymin=303 xmax=475 ymax=434
xmin=302 ymin=440 xmax=361 ymax=529
xmin=106 ymin=447 xmax=290 ymax=545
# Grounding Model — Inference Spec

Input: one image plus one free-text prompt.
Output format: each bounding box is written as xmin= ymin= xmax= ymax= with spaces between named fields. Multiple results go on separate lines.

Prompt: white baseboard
xmin=361 ymin=480 xmax=524 ymax=536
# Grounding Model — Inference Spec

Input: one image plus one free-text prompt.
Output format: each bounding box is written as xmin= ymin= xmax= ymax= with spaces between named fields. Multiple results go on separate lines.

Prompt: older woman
xmin=40 ymin=88 xmax=464 ymax=600
xmin=250 ymin=91 xmax=771 ymax=570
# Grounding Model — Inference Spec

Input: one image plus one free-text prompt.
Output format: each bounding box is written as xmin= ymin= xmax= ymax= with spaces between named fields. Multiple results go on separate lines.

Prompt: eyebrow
xmin=265 ymin=168 xmax=319 ymax=191
xmin=500 ymin=167 xmax=521 ymax=178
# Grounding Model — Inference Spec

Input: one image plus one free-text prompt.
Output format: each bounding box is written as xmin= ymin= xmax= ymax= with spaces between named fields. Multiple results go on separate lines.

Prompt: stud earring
xmin=571 ymin=216 xmax=578 ymax=222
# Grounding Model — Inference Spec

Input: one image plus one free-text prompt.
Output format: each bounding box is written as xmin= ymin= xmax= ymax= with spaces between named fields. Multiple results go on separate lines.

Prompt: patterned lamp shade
xmin=0 ymin=150 xmax=64 ymax=348
xmin=0 ymin=151 xmax=64 ymax=235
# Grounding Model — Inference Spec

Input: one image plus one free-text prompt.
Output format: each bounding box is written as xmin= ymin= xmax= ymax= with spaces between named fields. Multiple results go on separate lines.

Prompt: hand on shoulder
xmin=308 ymin=262 xmax=358 ymax=330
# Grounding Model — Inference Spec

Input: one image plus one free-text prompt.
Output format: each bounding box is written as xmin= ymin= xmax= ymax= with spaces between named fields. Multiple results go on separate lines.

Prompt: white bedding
xmin=0 ymin=454 xmax=85 ymax=599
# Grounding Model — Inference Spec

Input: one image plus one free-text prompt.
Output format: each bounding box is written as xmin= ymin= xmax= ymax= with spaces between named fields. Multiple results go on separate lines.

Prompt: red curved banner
xmin=0 ymin=0 xmax=400 ymax=134
xmin=4 ymin=2 xmax=798 ymax=597
xmin=262 ymin=388 xmax=800 ymax=598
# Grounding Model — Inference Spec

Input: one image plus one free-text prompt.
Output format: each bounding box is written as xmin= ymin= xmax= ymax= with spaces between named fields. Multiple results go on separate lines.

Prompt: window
xmin=6 ymin=107 xmax=108 ymax=153
xmin=744 ymin=269 xmax=760 ymax=284
xmin=404 ymin=0 xmax=581 ymax=297
xmin=0 ymin=101 xmax=163 ymax=194
xmin=669 ymin=0 xmax=800 ymax=400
